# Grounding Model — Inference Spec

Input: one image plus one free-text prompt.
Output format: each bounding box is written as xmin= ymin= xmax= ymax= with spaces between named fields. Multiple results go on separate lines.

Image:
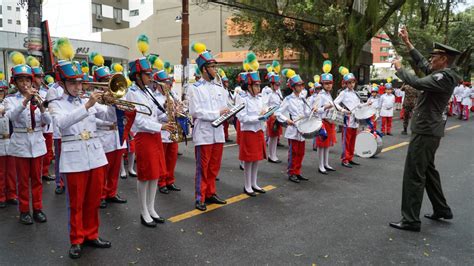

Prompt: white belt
xmin=13 ymin=127 xmax=42 ymax=133
xmin=61 ymin=131 xmax=97 ymax=142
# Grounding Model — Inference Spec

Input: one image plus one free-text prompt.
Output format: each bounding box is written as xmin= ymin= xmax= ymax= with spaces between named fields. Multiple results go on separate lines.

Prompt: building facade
xmin=0 ymin=0 xmax=27 ymax=33
xmin=128 ymin=0 xmax=154 ymax=28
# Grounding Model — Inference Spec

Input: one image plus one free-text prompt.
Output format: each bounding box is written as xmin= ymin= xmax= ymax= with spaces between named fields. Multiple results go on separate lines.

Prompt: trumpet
xmin=84 ymin=74 xmax=153 ymax=116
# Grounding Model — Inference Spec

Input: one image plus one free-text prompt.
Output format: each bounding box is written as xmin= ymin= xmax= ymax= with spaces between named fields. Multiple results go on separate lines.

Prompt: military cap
xmin=430 ymin=42 xmax=461 ymax=56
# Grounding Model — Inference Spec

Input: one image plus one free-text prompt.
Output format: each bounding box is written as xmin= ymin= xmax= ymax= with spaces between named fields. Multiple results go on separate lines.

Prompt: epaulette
xmin=193 ymin=80 xmax=203 ymax=87
xmin=129 ymin=86 xmax=137 ymax=92
xmin=51 ymin=83 xmax=60 ymax=89
xmin=5 ymin=94 xmax=16 ymax=98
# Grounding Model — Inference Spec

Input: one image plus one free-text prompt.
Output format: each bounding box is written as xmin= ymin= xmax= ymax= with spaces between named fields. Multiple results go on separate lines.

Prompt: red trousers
xmin=0 ymin=156 xmax=17 ymax=202
xmin=102 ymin=149 xmax=125 ymax=199
xmin=341 ymin=127 xmax=357 ymax=163
xmin=65 ymin=166 xmax=105 ymax=245
xmin=461 ymin=105 xmax=470 ymax=120
xmin=42 ymin=133 xmax=54 ymax=177
xmin=223 ymin=121 xmax=229 ymax=141
xmin=160 ymin=142 xmax=178 ymax=187
xmin=15 ymin=156 xmax=43 ymax=212
xmin=194 ymin=143 xmax=223 ymax=203
xmin=370 ymin=115 xmax=378 ymax=130
xmin=54 ymin=139 xmax=64 ymax=187
xmin=287 ymin=139 xmax=305 ymax=176
xmin=381 ymin=116 xmax=393 ymax=134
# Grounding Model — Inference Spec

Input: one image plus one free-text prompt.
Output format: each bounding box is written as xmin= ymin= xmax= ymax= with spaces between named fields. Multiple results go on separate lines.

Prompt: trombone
xmin=84 ymin=74 xmax=152 ymax=116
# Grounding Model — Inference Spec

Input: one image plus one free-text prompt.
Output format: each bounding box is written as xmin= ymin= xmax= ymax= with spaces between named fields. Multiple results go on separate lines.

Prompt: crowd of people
xmin=0 ymin=27 xmax=471 ymax=259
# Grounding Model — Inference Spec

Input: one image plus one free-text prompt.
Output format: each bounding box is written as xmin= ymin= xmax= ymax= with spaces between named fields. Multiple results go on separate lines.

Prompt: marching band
xmin=0 ymin=34 xmax=471 ymax=260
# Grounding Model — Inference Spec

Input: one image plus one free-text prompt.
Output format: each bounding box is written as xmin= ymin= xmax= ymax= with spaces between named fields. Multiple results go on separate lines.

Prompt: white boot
xmin=128 ymin=152 xmax=137 ymax=176
xmin=137 ymin=180 xmax=152 ymax=222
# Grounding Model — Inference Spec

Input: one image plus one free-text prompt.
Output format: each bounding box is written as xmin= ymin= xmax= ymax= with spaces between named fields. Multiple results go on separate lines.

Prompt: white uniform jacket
xmin=461 ymin=86 xmax=473 ymax=107
xmin=265 ymin=89 xmax=283 ymax=109
xmin=334 ymin=88 xmax=361 ymax=128
xmin=0 ymin=102 xmax=11 ymax=157
xmin=276 ymin=92 xmax=311 ymax=141
xmin=125 ymin=84 xmax=167 ymax=134
xmin=379 ymin=94 xmax=395 ymax=117
xmin=38 ymin=86 xmax=53 ymax=134
xmin=236 ymin=94 xmax=266 ymax=132
xmin=4 ymin=92 xmax=52 ymax=158
xmin=367 ymin=95 xmax=381 ymax=114
xmin=315 ymin=90 xmax=335 ymax=119
xmin=45 ymin=83 xmax=64 ymax=140
xmin=96 ymin=107 xmax=127 ymax=154
xmin=453 ymin=85 xmax=463 ymax=102
xmin=49 ymin=93 xmax=116 ymax=173
xmin=188 ymin=79 xmax=227 ymax=146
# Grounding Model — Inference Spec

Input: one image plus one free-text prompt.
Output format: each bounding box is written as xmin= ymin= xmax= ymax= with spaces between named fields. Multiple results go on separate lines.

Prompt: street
xmin=0 ymin=115 xmax=473 ymax=265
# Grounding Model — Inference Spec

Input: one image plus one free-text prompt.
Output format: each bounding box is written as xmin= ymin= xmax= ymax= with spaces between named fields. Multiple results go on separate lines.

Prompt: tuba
xmin=84 ymin=74 xmax=152 ymax=115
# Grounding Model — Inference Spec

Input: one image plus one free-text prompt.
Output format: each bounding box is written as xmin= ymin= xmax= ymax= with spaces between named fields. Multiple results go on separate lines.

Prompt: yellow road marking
xmin=223 ymin=143 xmax=238 ymax=148
xmin=168 ymin=185 xmax=277 ymax=223
xmin=445 ymin=124 xmax=461 ymax=131
xmin=381 ymin=142 xmax=410 ymax=153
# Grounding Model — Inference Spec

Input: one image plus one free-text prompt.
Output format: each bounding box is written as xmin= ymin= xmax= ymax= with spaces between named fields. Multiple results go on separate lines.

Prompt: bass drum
xmin=355 ymin=131 xmax=383 ymax=158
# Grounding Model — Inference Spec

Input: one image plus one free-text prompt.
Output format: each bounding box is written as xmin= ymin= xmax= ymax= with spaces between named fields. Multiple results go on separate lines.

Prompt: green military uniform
xmin=401 ymin=84 xmax=419 ymax=131
xmin=395 ymin=43 xmax=461 ymax=225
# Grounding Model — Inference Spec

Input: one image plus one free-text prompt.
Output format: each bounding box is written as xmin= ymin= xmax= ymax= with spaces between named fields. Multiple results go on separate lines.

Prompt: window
xmin=7 ymin=6 xmax=12 ymax=11
xmin=113 ymin=8 xmax=122 ymax=21
xmin=92 ymin=3 xmax=102 ymax=15
xmin=380 ymin=47 xmax=389 ymax=52
xmin=0 ymin=19 xmax=2 ymax=28
xmin=16 ymin=20 xmax=20 ymax=25
xmin=8 ymin=19 xmax=12 ymax=24
xmin=130 ymin=9 xmax=139 ymax=16
xmin=16 ymin=7 xmax=20 ymax=12
xmin=380 ymin=56 xmax=389 ymax=62
xmin=141 ymin=0 xmax=145 ymax=4
xmin=92 ymin=27 xmax=103 ymax=33
xmin=0 ymin=5 xmax=2 ymax=15
xmin=381 ymin=38 xmax=391 ymax=44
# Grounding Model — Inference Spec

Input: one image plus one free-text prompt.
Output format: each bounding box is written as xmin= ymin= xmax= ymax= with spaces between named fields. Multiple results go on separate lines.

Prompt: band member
xmin=367 ymin=87 xmax=381 ymax=130
xmin=276 ymin=69 xmax=312 ymax=183
xmin=452 ymin=81 xmax=464 ymax=116
xmin=315 ymin=66 xmax=337 ymax=174
xmin=265 ymin=61 xmax=283 ymax=163
xmin=334 ymin=66 xmax=361 ymax=168
xmin=26 ymin=57 xmax=55 ymax=182
xmin=379 ymin=83 xmax=395 ymax=135
xmin=153 ymin=68 xmax=182 ymax=194
xmin=0 ymin=79 xmax=18 ymax=208
xmin=236 ymin=53 xmax=267 ymax=196
xmin=308 ymin=76 xmax=322 ymax=151
xmin=189 ymin=42 xmax=229 ymax=211
xmin=217 ymin=68 xmax=233 ymax=143
xmin=235 ymin=72 xmax=248 ymax=170
xmin=460 ymin=82 xmax=473 ymax=120
xmin=4 ymin=51 xmax=51 ymax=224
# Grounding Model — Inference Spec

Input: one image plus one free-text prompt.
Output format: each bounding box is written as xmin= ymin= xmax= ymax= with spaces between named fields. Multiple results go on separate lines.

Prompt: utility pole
xmin=27 ymin=0 xmax=43 ymax=58
xmin=181 ymin=0 xmax=189 ymax=100
xmin=445 ymin=0 xmax=450 ymax=43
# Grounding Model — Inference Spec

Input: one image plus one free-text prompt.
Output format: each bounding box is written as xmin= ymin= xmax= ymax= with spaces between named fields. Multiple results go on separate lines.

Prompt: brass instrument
xmin=84 ymin=74 xmax=152 ymax=116
xmin=162 ymin=84 xmax=185 ymax=142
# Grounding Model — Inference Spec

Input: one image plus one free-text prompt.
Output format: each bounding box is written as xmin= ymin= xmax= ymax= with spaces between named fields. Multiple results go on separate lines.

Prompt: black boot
xmin=69 ymin=244 xmax=82 ymax=259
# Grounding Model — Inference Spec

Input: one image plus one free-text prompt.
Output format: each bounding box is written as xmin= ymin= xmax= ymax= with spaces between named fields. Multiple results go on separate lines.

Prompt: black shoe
xmin=225 ymin=139 xmax=234 ymax=143
xmin=167 ymin=183 xmax=181 ymax=191
xmin=296 ymin=174 xmax=309 ymax=181
xmin=267 ymin=158 xmax=282 ymax=164
xmin=288 ymin=175 xmax=300 ymax=183
xmin=205 ymin=195 xmax=227 ymax=204
xmin=83 ymin=237 xmax=112 ymax=248
xmin=140 ymin=215 xmax=157 ymax=227
xmin=100 ymin=200 xmax=107 ymax=209
xmin=177 ymin=152 xmax=183 ymax=156
xmin=252 ymin=187 xmax=266 ymax=193
xmin=6 ymin=199 xmax=18 ymax=205
xmin=239 ymin=164 xmax=244 ymax=171
xmin=159 ymin=186 xmax=169 ymax=194
xmin=277 ymin=142 xmax=284 ymax=147
xmin=55 ymin=186 xmax=65 ymax=195
xmin=19 ymin=212 xmax=33 ymax=225
xmin=105 ymin=195 xmax=127 ymax=204
xmin=151 ymin=215 xmax=166 ymax=224
xmin=0 ymin=201 xmax=6 ymax=208
xmin=243 ymin=188 xmax=257 ymax=197
xmin=195 ymin=201 xmax=207 ymax=211
xmin=424 ymin=212 xmax=453 ymax=221
xmin=401 ymin=130 xmax=408 ymax=135
xmin=33 ymin=210 xmax=47 ymax=223
xmin=341 ymin=162 xmax=352 ymax=168
xmin=387 ymin=133 xmax=393 ymax=136
xmin=216 ymin=177 xmax=220 ymax=181
xmin=42 ymin=175 xmax=55 ymax=181
xmin=120 ymin=174 xmax=127 ymax=180
xmin=318 ymin=169 xmax=328 ymax=175
xmin=325 ymin=166 xmax=336 ymax=172
xmin=389 ymin=221 xmax=421 ymax=232
xmin=128 ymin=171 xmax=137 ymax=177
xmin=349 ymin=160 xmax=360 ymax=166
xmin=69 ymin=244 xmax=82 ymax=259
xmin=313 ymin=148 xmax=318 ymax=151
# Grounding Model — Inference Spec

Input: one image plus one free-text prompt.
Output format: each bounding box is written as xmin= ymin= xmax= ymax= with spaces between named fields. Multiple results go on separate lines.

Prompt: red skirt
xmin=135 ymin=132 xmax=167 ymax=181
xmin=239 ymin=130 xmax=266 ymax=162
xmin=395 ymin=96 xmax=403 ymax=103
xmin=316 ymin=120 xmax=336 ymax=148
xmin=236 ymin=118 xmax=241 ymax=145
xmin=266 ymin=115 xmax=282 ymax=137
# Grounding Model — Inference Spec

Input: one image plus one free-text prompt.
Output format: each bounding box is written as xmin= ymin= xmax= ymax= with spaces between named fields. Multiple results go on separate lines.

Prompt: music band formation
xmin=0 ymin=34 xmax=470 ymax=259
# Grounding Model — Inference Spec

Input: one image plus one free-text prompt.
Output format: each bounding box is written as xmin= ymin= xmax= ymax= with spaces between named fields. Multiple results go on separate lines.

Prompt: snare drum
xmin=353 ymin=105 xmax=377 ymax=120
xmin=354 ymin=131 xmax=383 ymax=158
xmin=324 ymin=109 xmax=345 ymax=126
xmin=296 ymin=117 xmax=323 ymax=139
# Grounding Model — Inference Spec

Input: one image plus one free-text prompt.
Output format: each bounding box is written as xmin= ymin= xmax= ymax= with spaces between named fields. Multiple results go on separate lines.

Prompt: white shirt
xmin=453 ymin=85 xmax=464 ymax=102
xmin=276 ymin=92 xmax=311 ymax=141
xmin=300 ymin=89 xmax=308 ymax=99
xmin=95 ymin=109 xmax=127 ymax=153
xmin=236 ymin=94 xmax=265 ymax=132
xmin=125 ymin=84 xmax=167 ymax=134
xmin=4 ymin=92 xmax=52 ymax=158
xmin=367 ymin=95 xmax=381 ymax=110
xmin=38 ymin=86 xmax=53 ymax=134
xmin=45 ymin=83 xmax=64 ymax=139
xmin=49 ymin=92 xmax=116 ymax=173
xmin=0 ymin=102 xmax=11 ymax=156
xmin=334 ymin=88 xmax=361 ymax=128
xmin=379 ymin=94 xmax=395 ymax=117
xmin=461 ymin=86 xmax=473 ymax=107
xmin=188 ymin=79 xmax=227 ymax=146
xmin=315 ymin=90 xmax=335 ymax=119
xmin=265 ymin=88 xmax=283 ymax=108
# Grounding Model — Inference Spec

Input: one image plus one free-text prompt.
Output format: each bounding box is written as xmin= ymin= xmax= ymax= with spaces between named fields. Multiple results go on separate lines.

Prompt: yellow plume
xmin=55 ymin=38 xmax=75 ymax=61
xmin=339 ymin=66 xmax=349 ymax=76
xmin=266 ymin=64 xmax=273 ymax=73
xmin=313 ymin=75 xmax=320 ymax=83
xmin=218 ymin=68 xmax=226 ymax=78
xmin=387 ymin=77 xmax=392 ymax=83
xmin=191 ymin=42 xmax=207 ymax=54
xmin=26 ymin=56 xmax=40 ymax=67
xmin=136 ymin=34 xmax=150 ymax=55
xmin=322 ymin=60 xmax=332 ymax=74
xmin=308 ymin=82 xmax=314 ymax=88
xmin=0 ymin=72 xmax=5 ymax=80
xmin=10 ymin=51 xmax=26 ymax=65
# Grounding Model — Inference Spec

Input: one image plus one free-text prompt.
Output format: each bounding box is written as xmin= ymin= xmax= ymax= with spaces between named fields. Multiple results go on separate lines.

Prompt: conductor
xmin=389 ymin=26 xmax=461 ymax=232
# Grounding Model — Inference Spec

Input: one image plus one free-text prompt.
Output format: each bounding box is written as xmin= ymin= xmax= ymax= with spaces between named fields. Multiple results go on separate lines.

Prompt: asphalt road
xmin=1 ymin=114 xmax=473 ymax=265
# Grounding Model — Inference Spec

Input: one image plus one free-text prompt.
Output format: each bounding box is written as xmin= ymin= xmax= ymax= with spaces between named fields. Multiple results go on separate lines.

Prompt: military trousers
xmin=401 ymin=134 xmax=451 ymax=224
